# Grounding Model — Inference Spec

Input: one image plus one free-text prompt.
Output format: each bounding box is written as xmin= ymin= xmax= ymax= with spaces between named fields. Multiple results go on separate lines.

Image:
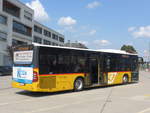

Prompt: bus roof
xmin=32 ymin=43 xmax=138 ymax=56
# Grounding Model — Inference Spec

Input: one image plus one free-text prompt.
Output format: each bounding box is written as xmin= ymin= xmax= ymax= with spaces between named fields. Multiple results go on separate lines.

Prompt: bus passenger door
xmin=89 ymin=55 xmax=108 ymax=85
xmin=98 ymin=56 xmax=107 ymax=85
xmin=89 ymin=57 xmax=98 ymax=84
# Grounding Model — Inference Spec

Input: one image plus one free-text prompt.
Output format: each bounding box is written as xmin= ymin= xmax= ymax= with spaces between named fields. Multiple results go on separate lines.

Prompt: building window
xmin=59 ymin=37 xmax=64 ymax=43
xmin=52 ymin=42 xmax=56 ymax=46
xmin=52 ymin=34 xmax=59 ymax=41
xmin=0 ymin=31 xmax=7 ymax=41
xmin=34 ymin=36 xmax=42 ymax=44
xmin=55 ymin=35 xmax=58 ymax=40
xmin=43 ymin=40 xmax=51 ymax=45
xmin=0 ymin=15 xmax=7 ymax=25
xmin=44 ymin=30 xmax=51 ymax=38
xmin=24 ymin=10 xmax=32 ymax=21
xmin=13 ymin=21 xmax=32 ymax=36
xmin=52 ymin=34 xmax=55 ymax=40
xmin=34 ymin=25 xmax=42 ymax=34
xmin=12 ymin=39 xmax=27 ymax=46
xmin=3 ymin=0 xmax=20 ymax=18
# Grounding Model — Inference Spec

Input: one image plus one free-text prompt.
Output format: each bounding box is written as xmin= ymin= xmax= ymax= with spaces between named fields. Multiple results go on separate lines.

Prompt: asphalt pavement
xmin=0 ymin=71 xmax=150 ymax=113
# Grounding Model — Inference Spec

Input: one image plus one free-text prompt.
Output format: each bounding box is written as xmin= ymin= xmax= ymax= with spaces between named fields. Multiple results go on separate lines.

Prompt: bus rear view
xmin=12 ymin=45 xmax=39 ymax=91
xmin=12 ymin=44 xmax=139 ymax=92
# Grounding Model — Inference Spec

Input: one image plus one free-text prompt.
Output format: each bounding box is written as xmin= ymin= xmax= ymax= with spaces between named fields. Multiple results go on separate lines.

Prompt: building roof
xmin=14 ymin=0 xmax=34 ymax=12
xmin=32 ymin=43 xmax=138 ymax=56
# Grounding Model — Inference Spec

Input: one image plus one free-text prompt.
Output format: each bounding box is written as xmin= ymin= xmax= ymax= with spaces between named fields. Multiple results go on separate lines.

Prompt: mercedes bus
xmin=12 ymin=43 xmax=139 ymax=92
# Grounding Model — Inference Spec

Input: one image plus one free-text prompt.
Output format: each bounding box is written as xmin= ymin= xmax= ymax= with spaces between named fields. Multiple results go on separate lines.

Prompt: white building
xmin=33 ymin=21 xmax=64 ymax=46
xmin=0 ymin=0 xmax=65 ymax=66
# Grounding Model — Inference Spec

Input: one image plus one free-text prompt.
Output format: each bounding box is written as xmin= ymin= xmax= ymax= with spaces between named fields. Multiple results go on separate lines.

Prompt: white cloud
xmin=86 ymin=1 xmax=101 ymax=9
xmin=93 ymin=40 xmax=111 ymax=46
xmin=129 ymin=26 xmax=150 ymax=38
xmin=144 ymin=50 xmax=149 ymax=56
xmin=128 ymin=27 xmax=136 ymax=32
xmin=58 ymin=16 xmax=77 ymax=26
xmin=89 ymin=29 xmax=96 ymax=35
xmin=26 ymin=0 xmax=49 ymax=22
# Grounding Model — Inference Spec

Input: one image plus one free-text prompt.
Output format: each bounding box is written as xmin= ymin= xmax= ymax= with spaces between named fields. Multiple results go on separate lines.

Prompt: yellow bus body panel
xmin=107 ymin=71 xmax=131 ymax=85
xmin=12 ymin=73 xmax=85 ymax=92
xmin=12 ymin=71 xmax=132 ymax=92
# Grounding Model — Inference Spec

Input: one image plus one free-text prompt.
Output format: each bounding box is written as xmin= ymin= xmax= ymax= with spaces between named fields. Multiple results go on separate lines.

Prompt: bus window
xmin=106 ymin=58 xmax=111 ymax=71
xmin=70 ymin=55 xmax=77 ymax=73
xmin=76 ymin=57 xmax=86 ymax=73
xmin=131 ymin=57 xmax=138 ymax=72
xmin=58 ymin=55 xmax=70 ymax=73
xmin=39 ymin=54 xmax=57 ymax=74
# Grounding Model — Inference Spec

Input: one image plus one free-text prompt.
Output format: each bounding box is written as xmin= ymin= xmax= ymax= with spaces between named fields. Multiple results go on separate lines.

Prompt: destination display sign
xmin=14 ymin=50 xmax=33 ymax=64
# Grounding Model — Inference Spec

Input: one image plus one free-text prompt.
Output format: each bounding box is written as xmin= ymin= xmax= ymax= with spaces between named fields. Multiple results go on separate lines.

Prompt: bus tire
xmin=122 ymin=75 xmax=128 ymax=84
xmin=74 ymin=78 xmax=84 ymax=91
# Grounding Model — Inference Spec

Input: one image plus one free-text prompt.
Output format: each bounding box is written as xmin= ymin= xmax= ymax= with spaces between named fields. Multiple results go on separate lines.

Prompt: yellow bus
xmin=12 ymin=43 xmax=139 ymax=92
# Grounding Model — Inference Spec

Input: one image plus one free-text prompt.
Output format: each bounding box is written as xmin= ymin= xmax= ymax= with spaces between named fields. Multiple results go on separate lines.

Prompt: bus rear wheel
xmin=74 ymin=78 xmax=84 ymax=91
xmin=123 ymin=75 xmax=128 ymax=84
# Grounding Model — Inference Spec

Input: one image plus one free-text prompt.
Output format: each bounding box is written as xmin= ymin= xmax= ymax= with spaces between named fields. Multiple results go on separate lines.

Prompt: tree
xmin=121 ymin=45 xmax=137 ymax=54
xmin=6 ymin=45 xmax=14 ymax=61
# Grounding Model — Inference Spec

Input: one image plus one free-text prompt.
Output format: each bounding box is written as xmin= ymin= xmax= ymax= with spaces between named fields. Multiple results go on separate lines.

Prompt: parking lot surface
xmin=0 ymin=71 xmax=150 ymax=113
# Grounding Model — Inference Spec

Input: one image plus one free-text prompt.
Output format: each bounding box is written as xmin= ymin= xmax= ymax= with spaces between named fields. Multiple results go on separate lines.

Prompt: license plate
xmin=20 ymin=83 xmax=25 ymax=86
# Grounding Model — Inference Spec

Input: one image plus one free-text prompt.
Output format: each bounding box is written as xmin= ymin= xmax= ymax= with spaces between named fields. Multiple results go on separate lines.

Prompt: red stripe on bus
xmin=39 ymin=71 xmax=130 ymax=76
xmin=39 ymin=73 xmax=84 ymax=76
xmin=108 ymin=71 xmax=131 ymax=73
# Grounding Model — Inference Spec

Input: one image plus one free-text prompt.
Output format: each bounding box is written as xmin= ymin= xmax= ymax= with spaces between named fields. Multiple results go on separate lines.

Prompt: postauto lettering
xmin=17 ymin=68 xmax=27 ymax=78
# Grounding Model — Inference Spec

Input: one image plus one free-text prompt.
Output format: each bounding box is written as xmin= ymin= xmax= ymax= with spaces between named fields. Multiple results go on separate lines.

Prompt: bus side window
xmin=50 ymin=55 xmax=57 ymax=74
xmin=57 ymin=55 xmax=71 ymax=73
xmin=39 ymin=54 xmax=57 ymax=74
xmin=106 ymin=57 xmax=111 ymax=72
xmin=63 ymin=56 xmax=70 ymax=73
xmin=70 ymin=55 xmax=77 ymax=73
xmin=76 ymin=57 xmax=86 ymax=73
xmin=39 ymin=55 xmax=50 ymax=74
xmin=131 ymin=58 xmax=138 ymax=71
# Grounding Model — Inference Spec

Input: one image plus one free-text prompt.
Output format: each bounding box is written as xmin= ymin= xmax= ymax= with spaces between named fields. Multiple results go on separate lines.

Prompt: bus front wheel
xmin=74 ymin=78 xmax=84 ymax=91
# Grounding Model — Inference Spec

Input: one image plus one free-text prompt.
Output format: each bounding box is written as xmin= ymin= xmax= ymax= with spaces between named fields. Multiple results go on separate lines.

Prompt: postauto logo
xmin=17 ymin=68 xmax=27 ymax=78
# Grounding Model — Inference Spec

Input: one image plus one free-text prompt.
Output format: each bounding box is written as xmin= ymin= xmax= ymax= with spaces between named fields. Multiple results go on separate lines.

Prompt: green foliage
xmin=6 ymin=46 xmax=13 ymax=60
xmin=121 ymin=45 xmax=137 ymax=54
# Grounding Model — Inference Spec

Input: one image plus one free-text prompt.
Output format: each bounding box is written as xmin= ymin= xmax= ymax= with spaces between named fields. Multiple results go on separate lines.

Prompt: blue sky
xmin=21 ymin=0 xmax=150 ymax=58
